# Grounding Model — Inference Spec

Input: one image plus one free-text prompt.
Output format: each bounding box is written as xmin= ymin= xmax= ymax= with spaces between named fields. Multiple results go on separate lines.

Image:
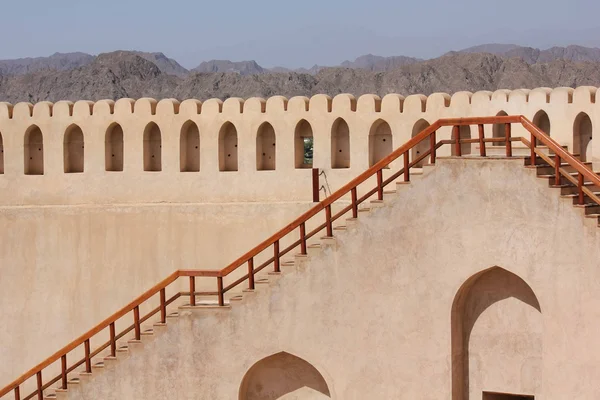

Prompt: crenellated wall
xmin=0 ymin=86 xmax=598 ymax=206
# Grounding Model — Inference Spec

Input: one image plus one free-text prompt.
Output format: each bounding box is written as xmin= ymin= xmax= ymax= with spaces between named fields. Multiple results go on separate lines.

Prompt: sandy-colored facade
xmin=0 ymin=87 xmax=599 ymax=398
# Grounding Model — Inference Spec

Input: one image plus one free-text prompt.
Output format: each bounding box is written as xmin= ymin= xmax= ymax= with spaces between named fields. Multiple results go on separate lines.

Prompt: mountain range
xmin=0 ymin=44 xmax=599 ymax=103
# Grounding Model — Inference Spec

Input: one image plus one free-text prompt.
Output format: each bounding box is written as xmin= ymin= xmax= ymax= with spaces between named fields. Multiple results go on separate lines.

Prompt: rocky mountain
xmin=454 ymin=44 xmax=600 ymax=65
xmin=0 ymin=52 xmax=95 ymax=75
xmin=340 ymin=54 xmax=422 ymax=71
xmin=129 ymin=51 xmax=189 ymax=77
xmin=191 ymin=60 xmax=265 ymax=75
xmin=1 ymin=52 xmax=599 ymax=104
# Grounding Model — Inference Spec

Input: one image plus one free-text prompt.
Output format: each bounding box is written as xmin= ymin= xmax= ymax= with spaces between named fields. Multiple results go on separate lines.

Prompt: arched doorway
xmin=451 ymin=125 xmax=472 ymax=156
xmin=295 ymin=120 xmax=313 ymax=169
xmin=239 ymin=352 xmax=331 ymax=400
xmin=369 ymin=119 xmax=393 ymax=167
xmin=180 ymin=121 xmax=200 ymax=172
xmin=24 ymin=125 xmax=44 ymax=175
xmin=411 ymin=119 xmax=430 ymax=167
xmin=493 ymin=111 xmax=508 ymax=146
xmin=573 ymin=112 xmax=593 ymax=162
xmin=256 ymin=122 xmax=276 ymax=171
xmin=64 ymin=124 xmax=84 ymax=173
xmin=451 ymin=267 xmax=542 ymax=400
xmin=105 ymin=123 xmax=124 ymax=172
xmin=219 ymin=122 xmax=238 ymax=171
xmin=331 ymin=118 xmax=350 ymax=169
xmin=533 ymin=110 xmax=551 ymax=145
xmin=143 ymin=122 xmax=162 ymax=171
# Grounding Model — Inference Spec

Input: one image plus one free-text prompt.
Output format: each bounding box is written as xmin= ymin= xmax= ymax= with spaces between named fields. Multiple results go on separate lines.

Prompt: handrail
xmin=3 ymin=114 xmax=598 ymax=400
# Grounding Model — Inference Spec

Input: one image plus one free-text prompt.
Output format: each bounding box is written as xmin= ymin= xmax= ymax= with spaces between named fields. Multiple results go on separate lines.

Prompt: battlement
xmin=0 ymin=86 xmax=597 ymax=206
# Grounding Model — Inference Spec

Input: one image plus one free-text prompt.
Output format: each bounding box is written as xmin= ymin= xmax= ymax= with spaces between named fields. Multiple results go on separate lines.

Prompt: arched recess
xmin=369 ymin=119 xmax=393 ymax=167
xmin=532 ymin=110 xmax=551 ymax=145
xmin=180 ymin=121 xmax=200 ymax=172
xmin=239 ymin=352 xmax=331 ymax=400
xmin=331 ymin=118 xmax=350 ymax=169
xmin=24 ymin=125 xmax=44 ymax=175
xmin=451 ymin=267 xmax=542 ymax=400
xmin=295 ymin=119 xmax=313 ymax=169
xmin=105 ymin=123 xmax=124 ymax=172
xmin=451 ymin=125 xmax=472 ymax=156
xmin=0 ymin=131 xmax=4 ymax=174
xmin=573 ymin=112 xmax=593 ymax=162
xmin=143 ymin=122 xmax=162 ymax=172
xmin=64 ymin=124 xmax=84 ymax=173
xmin=411 ymin=119 xmax=430 ymax=167
xmin=219 ymin=122 xmax=238 ymax=172
xmin=256 ymin=122 xmax=276 ymax=171
xmin=492 ymin=111 xmax=508 ymax=146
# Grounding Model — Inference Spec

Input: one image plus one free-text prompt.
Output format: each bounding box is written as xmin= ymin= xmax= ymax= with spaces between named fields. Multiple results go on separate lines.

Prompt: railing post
xmin=274 ymin=240 xmax=280 ymax=273
xmin=189 ymin=276 xmax=196 ymax=307
xmin=312 ymin=168 xmax=320 ymax=203
xmin=109 ymin=322 xmax=116 ymax=357
xmin=403 ymin=151 xmax=410 ymax=182
xmin=248 ymin=258 xmax=255 ymax=290
xmin=453 ymin=125 xmax=461 ymax=157
xmin=133 ymin=306 xmax=141 ymax=341
xmin=478 ymin=124 xmax=485 ymax=157
xmin=299 ymin=223 xmax=307 ymax=255
xmin=578 ymin=173 xmax=585 ymax=205
xmin=376 ymin=169 xmax=383 ymax=201
xmin=351 ymin=187 xmax=358 ymax=218
xmin=36 ymin=371 xmax=42 ymax=400
xmin=325 ymin=205 xmax=333 ymax=236
xmin=554 ymin=154 xmax=561 ymax=187
xmin=61 ymin=354 xmax=67 ymax=389
xmin=14 ymin=386 xmax=20 ymax=400
xmin=160 ymin=288 xmax=166 ymax=324
xmin=530 ymin=132 xmax=536 ymax=166
xmin=505 ymin=123 xmax=512 ymax=157
xmin=84 ymin=339 xmax=91 ymax=373
xmin=430 ymin=130 xmax=437 ymax=164
xmin=217 ymin=277 xmax=224 ymax=307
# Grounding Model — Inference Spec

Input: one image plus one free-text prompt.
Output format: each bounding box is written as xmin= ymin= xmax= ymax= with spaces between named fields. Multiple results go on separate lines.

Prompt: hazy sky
xmin=1 ymin=0 xmax=599 ymax=68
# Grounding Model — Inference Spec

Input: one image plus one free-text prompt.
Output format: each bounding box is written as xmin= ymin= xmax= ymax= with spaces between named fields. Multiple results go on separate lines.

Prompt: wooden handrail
xmin=3 ymin=114 xmax=598 ymax=399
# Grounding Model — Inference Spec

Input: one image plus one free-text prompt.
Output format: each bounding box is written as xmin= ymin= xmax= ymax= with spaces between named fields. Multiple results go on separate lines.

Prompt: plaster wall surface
xmin=53 ymin=158 xmax=600 ymax=400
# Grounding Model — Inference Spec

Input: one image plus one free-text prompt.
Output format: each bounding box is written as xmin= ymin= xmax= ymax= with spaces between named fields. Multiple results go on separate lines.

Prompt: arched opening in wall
xmin=180 ymin=121 xmax=200 ymax=172
xmin=369 ymin=119 xmax=393 ymax=167
xmin=295 ymin=119 xmax=313 ymax=169
xmin=532 ymin=110 xmax=551 ymax=145
xmin=451 ymin=125 xmax=472 ymax=156
xmin=256 ymin=122 xmax=276 ymax=171
xmin=331 ymin=118 xmax=350 ymax=168
xmin=24 ymin=125 xmax=44 ymax=175
xmin=105 ymin=123 xmax=124 ymax=172
xmin=493 ymin=111 xmax=508 ymax=146
xmin=411 ymin=119 xmax=430 ymax=168
xmin=573 ymin=112 xmax=593 ymax=162
xmin=219 ymin=122 xmax=238 ymax=172
xmin=451 ymin=267 xmax=542 ymax=400
xmin=239 ymin=352 xmax=331 ymax=400
xmin=143 ymin=122 xmax=162 ymax=172
xmin=0 ymin=132 xmax=4 ymax=174
xmin=64 ymin=124 xmax=84 ymax=173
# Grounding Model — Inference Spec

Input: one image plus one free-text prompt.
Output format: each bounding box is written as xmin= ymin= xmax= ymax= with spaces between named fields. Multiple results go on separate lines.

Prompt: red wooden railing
xmin=2 ymin=115 xmax=599 ymax=400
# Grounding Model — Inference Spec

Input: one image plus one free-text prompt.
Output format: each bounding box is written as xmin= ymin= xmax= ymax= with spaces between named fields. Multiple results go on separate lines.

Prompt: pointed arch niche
xmin=493 ymin=111 xmax=508 ymax=146
xmin=219 ymin=122 xmax=238 ymax=172
xmin=143 ymin=122 xmax=162 ymax=172
xmin=256 ymin=122 xmax=276 ymax=171
xmin=331 ymin=118 xmax=350 ymax=169
xmin=0 ymin=131 xmax=4 ymax=174
xmin=24 ymin=125 xmax=44 ymax=175
xmin=451 ymin=125 xmax=472 ymax=156
xmin=573 ymin=112 xmax=593 ymax=162
xmin=105 ymin=123 xmax=124 ymax=172
xmin=239 ymin=352 xmax=331 ymax=400
xmin=369 ymin=119 xmax=392 ymax=167
xmin=532 ymin=110 xmax=551 ymax=145
xmin=64 ymin=124 xmax=84 ymax=173
xmin=295 ymin=119 xmax=313 ymax=169
xmin=411 ymin=119 xmax=430 ymax=167
xmin=451 ymin=267 xmax=542 ymax=400
xmin=180 ymin=121 xmax=200 ymax=172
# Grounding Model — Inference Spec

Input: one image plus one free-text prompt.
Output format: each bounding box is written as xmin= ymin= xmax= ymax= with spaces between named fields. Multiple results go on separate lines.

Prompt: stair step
xmin=116 ymin=345 xmax=129 ymax=353
xmin=281 ymin=260 xmax=295 ymax=267
xmin=92 ymin=362 xmax=104 ymax=369
xmin=333 ymin=226 xmax=347 ymax=231
xmin=141 ymin=329 xmax=154 ymax=336
xmin=255 ymin=278 xmax=269 ymax=284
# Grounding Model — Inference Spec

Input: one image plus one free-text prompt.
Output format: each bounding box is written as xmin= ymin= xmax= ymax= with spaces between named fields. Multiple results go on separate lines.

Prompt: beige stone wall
xmin=0 ymin=87 xmax=598 ymax=206
xmin=48 ymin=158 xmax=600 ymax=400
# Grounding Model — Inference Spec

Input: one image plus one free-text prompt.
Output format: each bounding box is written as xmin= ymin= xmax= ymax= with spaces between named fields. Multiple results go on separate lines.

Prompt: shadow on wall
xmin=411 ymin=119 xmax=430 ymax=167
xmin=451 ymin=266 xmax=542 ymax=400
xmin=239 ymin=352 xmax=331 ymax=400
xmin=573 ymin=112 xmax=593 ymax=162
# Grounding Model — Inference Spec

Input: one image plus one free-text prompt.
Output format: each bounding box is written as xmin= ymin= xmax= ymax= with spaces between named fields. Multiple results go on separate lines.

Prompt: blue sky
xmin=1 ymin=0 xmax=599 ymax=68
